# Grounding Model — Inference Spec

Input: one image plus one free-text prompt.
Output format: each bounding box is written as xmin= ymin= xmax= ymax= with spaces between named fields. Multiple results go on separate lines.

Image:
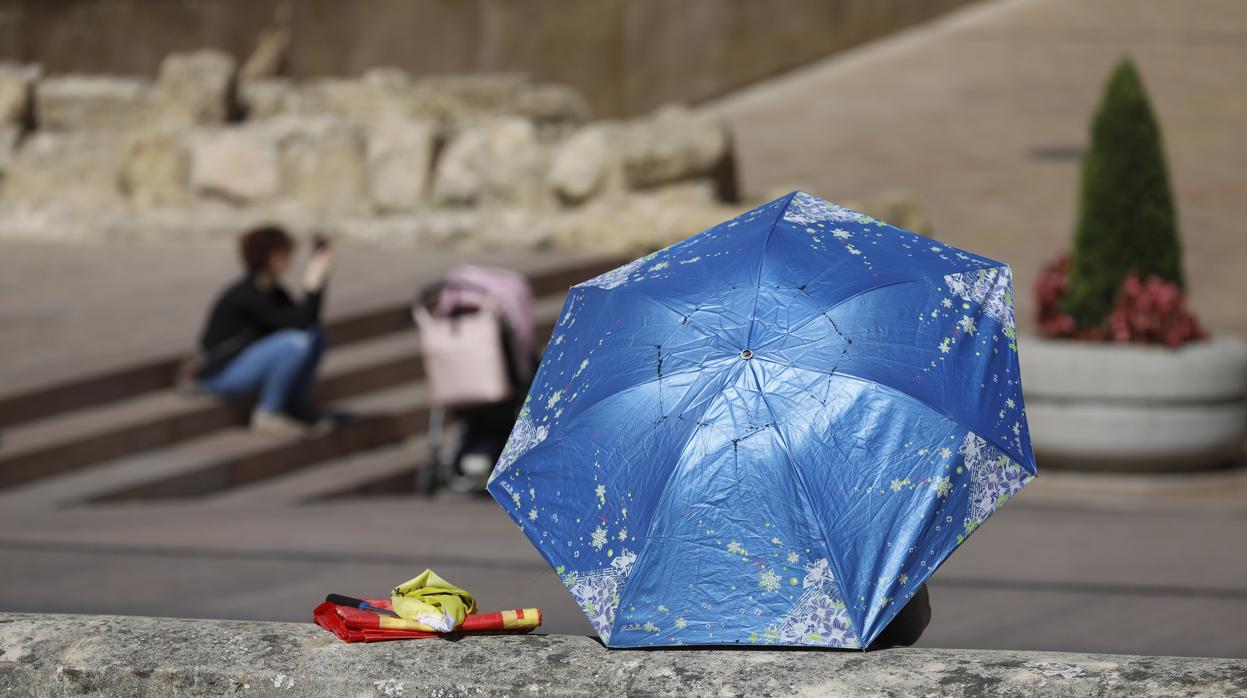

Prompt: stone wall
xmin=2 ymin=612 xmax=1244 ymax=697
xmin=0 ymin=0 xmax=982 ymax=118
xmin=0 ymin=51 xmax=743 ymax=255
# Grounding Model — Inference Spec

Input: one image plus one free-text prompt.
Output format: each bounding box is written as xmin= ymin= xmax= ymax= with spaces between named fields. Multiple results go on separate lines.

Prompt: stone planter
xmin=1019 ymin=335 xmax=1247 ymax=471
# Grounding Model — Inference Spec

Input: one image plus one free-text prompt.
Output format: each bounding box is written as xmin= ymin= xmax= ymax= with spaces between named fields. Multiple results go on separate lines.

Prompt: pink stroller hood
xmin=437 ymin=265 xmax=537 ymax=357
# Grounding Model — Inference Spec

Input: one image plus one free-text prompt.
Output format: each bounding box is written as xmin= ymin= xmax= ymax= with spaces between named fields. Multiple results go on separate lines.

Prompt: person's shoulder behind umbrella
xmin=870 ymin=584 xmax=931 ymax=649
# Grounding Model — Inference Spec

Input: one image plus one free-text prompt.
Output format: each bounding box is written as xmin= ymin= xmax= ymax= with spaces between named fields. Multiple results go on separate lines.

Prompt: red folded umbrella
xmin=314 ymin=598 xmax=541 ymax=643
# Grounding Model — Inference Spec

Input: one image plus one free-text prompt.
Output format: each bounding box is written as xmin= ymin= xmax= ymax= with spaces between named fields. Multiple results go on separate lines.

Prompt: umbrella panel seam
xmin=745 ymin=360 xmax=870 ymax=648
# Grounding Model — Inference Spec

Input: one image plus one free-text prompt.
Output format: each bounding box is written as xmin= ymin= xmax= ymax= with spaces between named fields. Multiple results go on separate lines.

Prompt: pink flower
xmin=1033 ymin=254 xmax=1204 ymax=347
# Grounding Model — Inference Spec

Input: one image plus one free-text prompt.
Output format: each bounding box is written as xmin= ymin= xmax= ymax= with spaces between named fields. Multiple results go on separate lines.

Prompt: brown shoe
xmin=251 ymin=409 xmax=330 ymax=438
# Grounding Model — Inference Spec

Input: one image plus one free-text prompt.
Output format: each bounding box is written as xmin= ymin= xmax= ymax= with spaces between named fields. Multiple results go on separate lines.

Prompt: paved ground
xmin=3 ymin=0 xmax=1247 ymax=664
xmin=710 ymin=0 xmax=1247 ymax=337
xmin=1 ymin=473 xmax=1246 ymax=659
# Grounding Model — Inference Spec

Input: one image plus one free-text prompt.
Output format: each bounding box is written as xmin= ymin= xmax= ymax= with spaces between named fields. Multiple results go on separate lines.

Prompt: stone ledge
xmin=1 ymin=613 xmax=1244 ymax=697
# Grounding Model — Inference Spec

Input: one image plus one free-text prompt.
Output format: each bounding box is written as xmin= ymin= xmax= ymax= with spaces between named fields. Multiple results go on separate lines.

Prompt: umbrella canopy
xmin=487 ymin=191 xmax=1036 ymax=648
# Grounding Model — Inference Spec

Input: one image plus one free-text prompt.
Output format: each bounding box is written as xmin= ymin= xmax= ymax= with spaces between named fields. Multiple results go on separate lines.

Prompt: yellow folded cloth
xmin=391 ymin=569 xmax=477 ymax=633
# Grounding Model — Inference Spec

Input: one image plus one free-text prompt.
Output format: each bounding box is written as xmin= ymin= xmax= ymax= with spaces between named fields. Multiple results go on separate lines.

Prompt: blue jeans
xmin=202 ymin=328 xmax=326 ymax=413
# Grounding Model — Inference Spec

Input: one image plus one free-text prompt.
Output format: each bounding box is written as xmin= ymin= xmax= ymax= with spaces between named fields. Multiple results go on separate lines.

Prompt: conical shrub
xmin=1063 ymin=58 xmax=1183 ymax=328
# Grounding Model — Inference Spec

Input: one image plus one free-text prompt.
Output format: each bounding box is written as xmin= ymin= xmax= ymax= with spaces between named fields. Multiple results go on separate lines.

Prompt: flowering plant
xmin=1037 ymin=254 xmax=1203 ymax=347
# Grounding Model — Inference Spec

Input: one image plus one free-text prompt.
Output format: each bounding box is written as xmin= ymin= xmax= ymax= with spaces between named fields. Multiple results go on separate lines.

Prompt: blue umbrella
xmin=487 ymin=191 xmax=1036 ymax=648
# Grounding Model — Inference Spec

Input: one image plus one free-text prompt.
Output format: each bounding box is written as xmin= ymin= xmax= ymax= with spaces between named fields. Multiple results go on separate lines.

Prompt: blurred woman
xmin=195 ymin=225 xmax=332 ymax=436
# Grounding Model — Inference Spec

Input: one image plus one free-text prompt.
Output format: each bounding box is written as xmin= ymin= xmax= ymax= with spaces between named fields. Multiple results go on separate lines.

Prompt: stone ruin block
xmin=366 ymin=117 xmax=436 ymax=212
xmin=121 ymin=129 xmax=190 ymax=207
xmin=620 ymin=105 xmax=730 ymax=190
xmin=432 ymin=117 xmax=552 ymax=209
xmin=414 ymin=74 xmax=591 ymax=127
xmin=299 ymin=68 xmax=427 ymax=125
xmin=3 ymin=132 xmax=125 ymax=212
xmin=276 ymin=117 xmax=369 ymax=215
xmin=152 ymin=49 xmax=238 ymax=127
xmin=189 ymin=126 xmax=281 ymax=204
xmin=238 ymin=78 xmax=298 ymax=120
xmin=548 ymin=124 xmax=621 ymax=205
xmin=35 ymin=76 xmax=154 ymax=132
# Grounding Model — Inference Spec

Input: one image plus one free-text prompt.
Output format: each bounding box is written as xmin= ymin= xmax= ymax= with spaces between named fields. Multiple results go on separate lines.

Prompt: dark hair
xmin=239 ymin=225 xmax=294 ymax=274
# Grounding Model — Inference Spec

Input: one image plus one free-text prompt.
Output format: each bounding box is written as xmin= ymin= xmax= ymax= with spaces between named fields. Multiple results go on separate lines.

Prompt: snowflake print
xmin=528 ymin=508 xmax=538 ymax=521
xmin=591 ymin=526 xmax=608 ymax=550
xmin=595 ymin=484 xmax=606 ymax=506
xmin=889 ymin=479 xmax=905 ymax=493
xmin=675 ymin=617 xmax=687 ymax=630
xmin=618 ymin=528 xmax=628 ymax=542
xmin=958 ymin=315 xmax=977 ymax=334
xmin=933 ymin=476 xmax=952 ymax=497
xmin=832 ymin=228 xmax=852 ymax=240
xmin=727 ymin=540 xmax=746 ymax=555
xmin=787 ymin=551 xmax=800 ymax=564
xmin=1005 ymin=398 xmax=1016 ymax=409
xmin=941 ymin=298 xmax=953 ymax=309
xmin=759 ymin=569 xmax=782 ymax=593
xmin=939 ymin=338 xmax=952 ymax=354
xmin=939 ymin=447 xmax=952 ymax=459
xmin=898 ymin=574 xmax=909 ymax=586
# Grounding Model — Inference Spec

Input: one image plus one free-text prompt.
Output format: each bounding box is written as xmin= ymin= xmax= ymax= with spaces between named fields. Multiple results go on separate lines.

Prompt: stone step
xmin=0 ymin=420 xmax=294 ymax=515
xmin=0 ymin=257 xmax=617 ymax=429
xmin=86 ymin=384 xmax=433 ymax=503
xmin=0 ymin=295 xmax=566 ymax=490
xmin=6 ymin=383 xmax=433 ymax=509
xmin=0 ymin=330 xmax=423 ymax=490
xmin=200 ymin=436 xmax=430 ymax=508
xmin=321 ymin=460 xmax=426 ymax=498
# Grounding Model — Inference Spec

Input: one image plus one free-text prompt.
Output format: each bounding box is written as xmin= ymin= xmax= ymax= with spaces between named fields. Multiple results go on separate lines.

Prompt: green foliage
xmin=1063 ymin=58 xmax=1183 ymax=328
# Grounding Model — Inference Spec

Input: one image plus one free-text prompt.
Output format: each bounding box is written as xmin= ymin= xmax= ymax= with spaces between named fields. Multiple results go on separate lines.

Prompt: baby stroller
xmin=412 ymin=266 xmax=538 ymax=495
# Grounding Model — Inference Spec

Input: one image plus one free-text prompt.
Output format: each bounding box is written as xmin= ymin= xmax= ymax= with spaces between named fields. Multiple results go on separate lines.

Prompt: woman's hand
xmin=303 ymin=239 xmax=333 ymax=292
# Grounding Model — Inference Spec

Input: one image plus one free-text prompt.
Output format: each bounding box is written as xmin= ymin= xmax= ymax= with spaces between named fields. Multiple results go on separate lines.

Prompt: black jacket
xmin=197 ymin=276 xmax=324 ymax=377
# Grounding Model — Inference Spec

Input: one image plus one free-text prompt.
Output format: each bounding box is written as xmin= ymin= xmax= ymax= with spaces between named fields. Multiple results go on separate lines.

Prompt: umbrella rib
xmin=755 ymin=356 xmax=1031 ymax=476
xmin=608 ymin=362 xmax=747 ymax=641
xmin=777 ymin=253 xmax=1003 ymax=330
xmin=754 ymin=278 xmax=920 ymax=352
xmin=744 ymin=360 xmax=866 ymax=646
xmin=754 ymin=263 xmax=1007 ymax=353
xmin=582 ymin=284 xmax=738 ymax=355
xmin=519 ymin=359 xmax=738 ymax=475
xmin=743 ymin=191 xmax=798 ymax=350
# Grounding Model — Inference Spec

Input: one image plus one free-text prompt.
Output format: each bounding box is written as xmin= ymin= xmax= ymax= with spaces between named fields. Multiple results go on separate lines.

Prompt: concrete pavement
xmin=1 ymin=476 xmax=1246 ymax=659
xmin=709 ymin=0 xmax=1247 ymax=337
xmin=3 ymin=0 xmax=1247 ymax=665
